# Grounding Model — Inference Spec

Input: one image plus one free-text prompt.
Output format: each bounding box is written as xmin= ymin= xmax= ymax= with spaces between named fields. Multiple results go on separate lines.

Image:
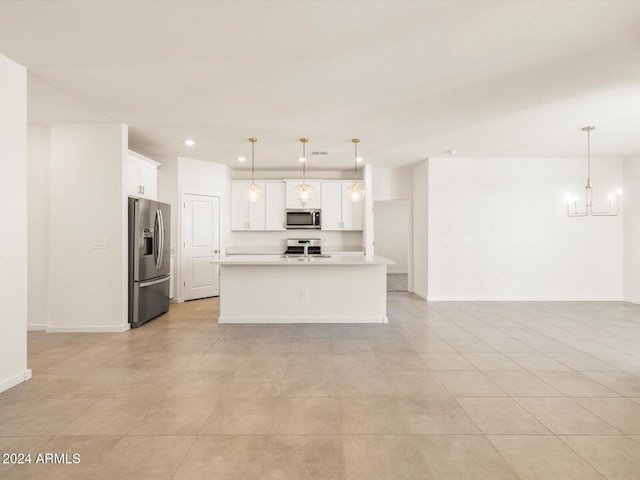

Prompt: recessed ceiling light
xmin=299 ymin=157 xmax=306 ymax=163
xmin=356 ymin=157 xmax=363 ymax=163
xmin=237 ymin=156 xmax=246 ymax=162
xmin=184 ymin=139 xmax=195 ymax=146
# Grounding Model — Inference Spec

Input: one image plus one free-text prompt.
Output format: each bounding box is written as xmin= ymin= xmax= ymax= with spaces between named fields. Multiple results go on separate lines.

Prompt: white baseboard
xmin=0 ymin=369 xmax=32 ymax=394
xmin=411 ymin=289 xmax=428 ymax=300
xmin=46 ymin=324 xmax=131 ymax=333
xmin=624 ymin=297 xmax=640 ymax=304
xmin=427 ymin=295 xmax=625 ymax=302
xmin=27 ymin=324 xmax=47 ymax=331
xmin=219 ymin=316 xmax=388 ymax=324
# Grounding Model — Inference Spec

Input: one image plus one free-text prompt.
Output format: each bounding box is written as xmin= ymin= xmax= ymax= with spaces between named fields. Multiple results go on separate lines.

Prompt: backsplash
xmin=229 ymin=230 xmax=362 ymax=249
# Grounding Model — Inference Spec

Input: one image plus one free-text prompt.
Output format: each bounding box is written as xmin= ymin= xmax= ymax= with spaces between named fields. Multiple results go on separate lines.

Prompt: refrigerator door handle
xmin=154 ymin=208 xmax=162 ymax=270
xmin=158 ymin=208 xmax=164 ymax=269
xmin=153 ymin=209 xmax=158 ymax=269
xmin=140 ymin=275 xmax=170 ymax=288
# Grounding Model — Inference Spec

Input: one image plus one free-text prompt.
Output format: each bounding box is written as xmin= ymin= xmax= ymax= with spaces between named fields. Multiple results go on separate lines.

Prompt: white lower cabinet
xmin=321 ymin=181 xmax=363 ymax=231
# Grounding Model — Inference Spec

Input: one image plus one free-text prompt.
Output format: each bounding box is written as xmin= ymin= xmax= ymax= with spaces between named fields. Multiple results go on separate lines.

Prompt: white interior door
xmin=182 ymin=194 xmax=220 ymax=301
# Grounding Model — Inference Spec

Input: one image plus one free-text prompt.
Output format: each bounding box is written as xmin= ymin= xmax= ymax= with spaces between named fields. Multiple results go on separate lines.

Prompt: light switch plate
xmin=462 ymin=236 xmax=472 ymax=245
xmin=91 ymin=237 xmax=107 ymax=249
xmin=438 ymin=236 xmax=449 ymax=246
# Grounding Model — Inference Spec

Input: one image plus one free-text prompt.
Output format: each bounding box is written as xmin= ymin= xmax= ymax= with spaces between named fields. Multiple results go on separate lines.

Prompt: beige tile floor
xmin=1 ymin=293 xmax=640 ymax=479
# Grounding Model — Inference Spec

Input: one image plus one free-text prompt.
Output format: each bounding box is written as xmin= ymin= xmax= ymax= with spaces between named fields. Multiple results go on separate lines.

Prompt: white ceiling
xmin=1 ymin=0 xmax=639 ymax=170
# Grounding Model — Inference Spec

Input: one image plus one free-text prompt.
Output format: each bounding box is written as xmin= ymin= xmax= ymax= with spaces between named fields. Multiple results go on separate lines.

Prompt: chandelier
xmin=566 ymin=126 xmax=621 ymax=217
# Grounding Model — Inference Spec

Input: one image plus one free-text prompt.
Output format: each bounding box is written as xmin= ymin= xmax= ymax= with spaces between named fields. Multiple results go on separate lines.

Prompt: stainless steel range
xmin=283 ymin=238 xmax=322 ymax=256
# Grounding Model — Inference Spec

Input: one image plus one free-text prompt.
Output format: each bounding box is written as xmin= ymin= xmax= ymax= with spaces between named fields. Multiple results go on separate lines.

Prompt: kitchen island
xmin=216 ymin=255 xmax=393 ymax=323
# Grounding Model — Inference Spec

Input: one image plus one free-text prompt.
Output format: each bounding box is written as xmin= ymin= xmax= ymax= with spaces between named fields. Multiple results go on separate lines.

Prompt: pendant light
xmin=566 ymin=126 xmax=621 ymax=217
xmin=296 ymin=138 xmax=312 ymax=203
xmin=244 ymin=138 xmax=261 ymax=202
xmin=347 ymin=138 xmax=364 ymax=202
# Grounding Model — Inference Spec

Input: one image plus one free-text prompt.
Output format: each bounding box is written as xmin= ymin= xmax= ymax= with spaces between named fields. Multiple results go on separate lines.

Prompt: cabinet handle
xmin=138 ymin=185 xmax=141 ymax=194
xmin=142 ymin=186 xmax=145 ymax=194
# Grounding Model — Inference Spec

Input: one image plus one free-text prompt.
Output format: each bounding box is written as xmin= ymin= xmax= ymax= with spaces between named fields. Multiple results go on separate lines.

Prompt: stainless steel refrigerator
xmin=128 ymin=197 xmax=171 ymax=328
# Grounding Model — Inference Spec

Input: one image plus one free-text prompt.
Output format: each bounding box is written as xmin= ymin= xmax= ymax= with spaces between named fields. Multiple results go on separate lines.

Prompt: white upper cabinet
xmin=321 ymin=181 xmax=363 ymax=231
xmin=341 ymin=181 xmax=363 ymax=231
xmin=231 ymin=181 xmax=266 ymax=231
xmin=285 ymin=180 xmax=322 ymax=209
xmin=320 ymin=182 xmax=342 ymax=230
xmin=128 ymin=150 xmax=159 ymax=200
xmin=265 ymin=182 xmax=286 ymax=231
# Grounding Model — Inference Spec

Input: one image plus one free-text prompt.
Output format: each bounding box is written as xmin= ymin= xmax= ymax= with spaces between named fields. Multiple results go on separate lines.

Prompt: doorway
xmin=374 ymin=200 xmax=410 ymax=292
xmin=181 ymin=194 xmax=220 ymax=301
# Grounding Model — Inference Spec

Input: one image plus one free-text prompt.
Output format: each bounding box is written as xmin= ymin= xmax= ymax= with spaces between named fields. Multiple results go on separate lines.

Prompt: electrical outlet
xmin=300 ymin=289 xmax=308 ymax=300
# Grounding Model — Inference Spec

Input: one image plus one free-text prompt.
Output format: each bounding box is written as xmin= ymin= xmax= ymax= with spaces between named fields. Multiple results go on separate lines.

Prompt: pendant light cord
xmin=587 ymin=128 xmax=591 ymax=187
xmin=354 ymin=141 xmax=358 ymax=181
xmin=302 ymin=140 xmax=306 ymax=183
xmin=251 ymin=140 xmax=255 ymax=183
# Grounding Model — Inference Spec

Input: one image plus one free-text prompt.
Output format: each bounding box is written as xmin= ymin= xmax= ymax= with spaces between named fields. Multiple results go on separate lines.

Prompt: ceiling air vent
xmin=311 ymin=151 xmax=329 ymax=156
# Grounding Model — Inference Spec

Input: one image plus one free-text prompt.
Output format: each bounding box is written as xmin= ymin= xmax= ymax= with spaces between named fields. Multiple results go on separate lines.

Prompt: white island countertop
xmin=216 ymin=255 xmax=393 ymax=266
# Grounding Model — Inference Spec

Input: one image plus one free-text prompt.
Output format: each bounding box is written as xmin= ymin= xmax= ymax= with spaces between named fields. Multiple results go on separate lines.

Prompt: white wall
xmin=374 ymin=200 xmax=409 ymax=274
xmin=27 ymin=125 xmax=51 ymax=329
xmin=372 ymin=167 xmax=413 ymax=201
xmin=428 ymin=157 xmax=623 ymax=301
xmin=155 ymin=154 xmax=179 ymax=254
xmin=47 ymin=124 xmax=129 ymax=332
xmin=0 ymin=54 xmax=31 ymax=393
xmin=412 ymin=160 xmax=429 ymax=298
xmin=623 ymin=155 xmax=640 ymax=303
xmin=373 ymin=166 xmax=413 ymax=282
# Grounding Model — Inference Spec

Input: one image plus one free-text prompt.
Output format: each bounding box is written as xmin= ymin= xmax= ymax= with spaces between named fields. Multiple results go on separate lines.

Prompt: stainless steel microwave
xmin=286 ymin=209 xmax=321 ymax=229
